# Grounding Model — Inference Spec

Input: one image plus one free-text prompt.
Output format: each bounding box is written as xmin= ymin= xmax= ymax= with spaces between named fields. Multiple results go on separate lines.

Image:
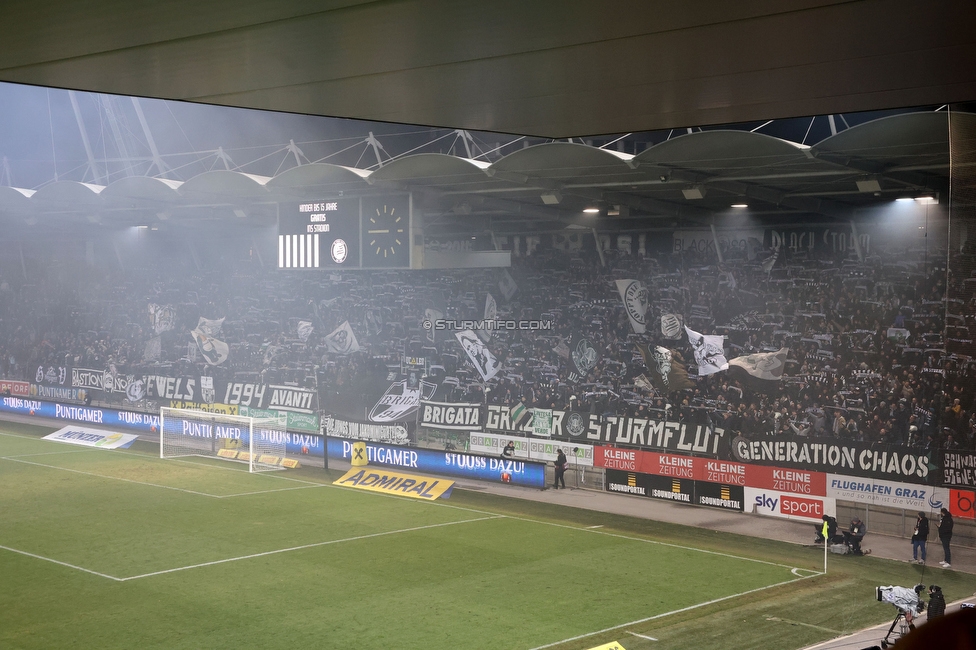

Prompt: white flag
xmin=685 ymin=326 xmax=728 ymax=376
xmin=190 ymin=328 xmax=229 ymax=366
xmin=478 ymin=293 xmax=497 ymax=342
xmin=728 ymin=348 xmax=789 ymax=381
xmin=424 ymin=307 xmax=444 ymax=344
xmin=498 ymin=269 xmax=518 ymax=301
xmin=149 ymin=303 xmax=176 ymax=334
xmin=195 ymin=316 xmax=225 ymax=337
xmin=615 ymin=279 xmax=648 ymax=334
xmin=297 ymin=320 xmax=314 ymax=343
xmin=325 ymin=321 xmax=361 ymax=354
xmin=143 ymin=336 xmax=161 ymax=362
xmin=455 ymin=329 xmax=500 ymax=382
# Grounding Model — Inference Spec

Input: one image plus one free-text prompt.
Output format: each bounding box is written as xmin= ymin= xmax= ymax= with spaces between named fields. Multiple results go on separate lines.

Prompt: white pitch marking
xmin=118 ymin=516 xmax=502 ymax=581
xmin=0 ymin=544 xmax=123 ymax=582
xmin=218 ymin=484 xmax=324 ymax=498
xmin=527 ymin=574 xmax=818 ymax=650
xmin=499 ymin=512 xmax=810 ymax=572
xmin=586 ymin=525 xmax=604 ymax=529
xmin=0 ymin=456 xmax=221 ymax=498
xmin=627 ymin=631 xmax=658 ymax=641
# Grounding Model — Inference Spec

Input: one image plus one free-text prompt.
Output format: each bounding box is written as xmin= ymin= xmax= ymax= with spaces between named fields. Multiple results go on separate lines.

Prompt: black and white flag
xmin=685 ymin=326 xmax=728 ymax=376
xmin=190 ymin=328 xmax=229 ymax=366
xmin=149 ymin=303 xmax=176 ymax=334
xmin=498 ymin=269 xmax=518 ymax=301
xmin=568 ymin=333 xmax=601 ymax=383
xmin=615 ymin=279 xmax=648 ymax=334
xmin=638 ymin=345 xmax=693 ymax=394
xmin=297 ymin=320 xmax=314 ymax=343
xmin=478 ymin=293 xmax=498 ymax=342
xmin=195 ymin=317 xmax=224 ymax=337
xmin=728 ymin=348 xmax=789 ymax=381
xmin=661 ymin=313 xmax=684 ymax=339
xmin=325 ymin=321 xmax=361 ymax=354
xmin=456 ymin=329 xmax=501 ymax=382
xmin=424 ymin=306 xmax=444 ymax=344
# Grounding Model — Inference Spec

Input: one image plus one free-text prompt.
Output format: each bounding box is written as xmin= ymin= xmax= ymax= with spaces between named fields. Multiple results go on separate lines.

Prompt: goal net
xmin=159 ymin=407 xmax=288 ymax=473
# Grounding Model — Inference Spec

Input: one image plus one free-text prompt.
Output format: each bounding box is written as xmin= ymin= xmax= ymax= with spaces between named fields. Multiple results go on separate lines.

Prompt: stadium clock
xmin=361 ymin=194 xmax=410 ymax=268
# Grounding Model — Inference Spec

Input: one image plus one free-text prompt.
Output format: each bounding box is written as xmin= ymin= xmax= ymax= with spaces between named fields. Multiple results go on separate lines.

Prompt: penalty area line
xmin=0 ymin=544 xmax=123 ymax=582
xmin=118 ymin=515 xmax=502 ymax=581
xmin=527 ymin=573 xmax=818 ymax=650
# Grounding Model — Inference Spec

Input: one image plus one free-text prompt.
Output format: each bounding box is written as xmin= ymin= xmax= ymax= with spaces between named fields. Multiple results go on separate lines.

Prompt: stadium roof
xmin=0 ymin=1 xmax=973 ymax=139
xmin=0 ymin=111 xmax=960 ymax=237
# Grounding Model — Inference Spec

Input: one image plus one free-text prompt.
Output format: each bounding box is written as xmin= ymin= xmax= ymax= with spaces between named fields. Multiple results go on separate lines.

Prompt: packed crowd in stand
xmin=1 ymin=230 xmax=975 ymax=452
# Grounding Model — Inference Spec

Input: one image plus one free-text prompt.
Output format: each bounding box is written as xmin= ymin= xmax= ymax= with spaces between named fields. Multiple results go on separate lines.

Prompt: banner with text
xmin=826 ymin=474 xmax=949 ymax=511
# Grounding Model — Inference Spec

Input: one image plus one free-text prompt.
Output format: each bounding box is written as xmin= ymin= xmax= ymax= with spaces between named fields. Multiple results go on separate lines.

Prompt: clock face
xmin=362 ymin=195 xmax=410 ymax=268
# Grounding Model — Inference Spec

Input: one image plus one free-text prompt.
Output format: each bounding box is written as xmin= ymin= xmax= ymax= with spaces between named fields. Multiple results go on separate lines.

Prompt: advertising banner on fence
xmin=169 ymin=400 xmax=240 ymax=416
xmin=0 ymin=379 xmax=31 ymax=397
xmin=744 ymin=488 xmax=836 ymax=521
xmin=418 ymin=401 xmax=483 ymax=430
xmin=949 ymin=489 xmax=975 ymax=519
xmin=596 ymin=446 xmax=827 ymax=496
xmin=728 ymin=434 xmax=933 ymax=484
xmin=31 ymin=384 xmax=87 ymax=402
xmin=327 ymin=438 xmax=546 ymax=488
xmin=942 ymin=451 xmax=976 ymax=487
xmin=826 ymin=474 xmax=949 ymax=511
xmin=746 ymin=464 xmax=826 ymax=496
xmin=42 ymin=426 xmax=139 ymax=450
xmin=468 ymin=432 xmax=594 ymax=467
xmin=604 ymin=468 xmax=743 ymax=511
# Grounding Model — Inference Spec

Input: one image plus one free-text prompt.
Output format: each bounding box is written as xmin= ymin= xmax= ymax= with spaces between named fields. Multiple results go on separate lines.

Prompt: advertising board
xmin=744 ymin=487 xmax=836 ymax=521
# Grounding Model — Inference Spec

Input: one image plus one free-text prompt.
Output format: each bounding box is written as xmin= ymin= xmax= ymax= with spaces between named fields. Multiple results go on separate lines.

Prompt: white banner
xmin=532 ymin=408 xmax=553 ymax=437
xmin=468 ymin=432 xmax=594 ymax=467
xmin=43 ymin=426 xmax=139 ymax=450
xmin=744 ymin=487 xmax=836 ymax=522
xmin=826 ymin=474 xmax=949 ymax=511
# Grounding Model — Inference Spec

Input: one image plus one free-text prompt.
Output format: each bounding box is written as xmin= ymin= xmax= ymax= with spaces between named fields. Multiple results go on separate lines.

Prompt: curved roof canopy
xmin=0 ymin=112 xmax=959 ymax=235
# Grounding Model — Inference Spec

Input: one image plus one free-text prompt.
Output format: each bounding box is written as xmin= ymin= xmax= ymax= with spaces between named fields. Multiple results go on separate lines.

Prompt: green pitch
xmin=0 ymin=422 xmax=973 ymax=650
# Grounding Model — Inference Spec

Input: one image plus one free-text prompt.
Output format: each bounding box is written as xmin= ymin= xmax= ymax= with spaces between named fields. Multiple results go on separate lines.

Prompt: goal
xmin=159 ymin=407 xmax=288 ymax=473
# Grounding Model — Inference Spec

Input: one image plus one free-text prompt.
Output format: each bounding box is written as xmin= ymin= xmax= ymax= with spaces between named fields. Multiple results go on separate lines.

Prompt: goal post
xmin=159 ymin=407 xmax=288 ymax=473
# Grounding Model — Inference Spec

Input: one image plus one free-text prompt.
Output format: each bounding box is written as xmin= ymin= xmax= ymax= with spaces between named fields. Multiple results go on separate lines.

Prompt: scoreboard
xmin=277 ymin=194 xmax=410 ymax=270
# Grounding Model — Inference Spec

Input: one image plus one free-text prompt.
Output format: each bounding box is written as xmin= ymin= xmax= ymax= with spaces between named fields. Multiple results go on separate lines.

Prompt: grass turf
xmin=1 ymin=420 xmax=973 ymax=650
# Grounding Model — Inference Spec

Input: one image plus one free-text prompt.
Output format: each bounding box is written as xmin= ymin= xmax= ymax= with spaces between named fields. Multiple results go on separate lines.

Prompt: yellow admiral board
xmin=334 ymin=467 xmax=454 ymax=500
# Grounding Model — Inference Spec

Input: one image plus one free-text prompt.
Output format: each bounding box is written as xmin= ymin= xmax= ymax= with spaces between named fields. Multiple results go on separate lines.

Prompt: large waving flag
xmin=728 ymin=348 xmax=789 ymax=381
xmin=638 ymin=345 xmax=693 ymax=393
xmin=190 ymin=328 xmax=229 ymax=366
xmin=685 ymin=326 xmax=728 ymax=376
xmin=325 ymin=321 xmax=361 ymax=354
xmin=615 ymin=279 xmax=648 ymax=334
xmin=456 ymin=329 xmax=501 ymax=382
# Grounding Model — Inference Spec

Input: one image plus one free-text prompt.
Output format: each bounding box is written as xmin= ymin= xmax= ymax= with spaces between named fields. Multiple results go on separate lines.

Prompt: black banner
xmin=728 ymin=434 xmax=934 ymax=485
xmin=484 ymin=405 xmax=727 ymax=456
xmin=942 ymin=452 xmax=976 ymax=487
